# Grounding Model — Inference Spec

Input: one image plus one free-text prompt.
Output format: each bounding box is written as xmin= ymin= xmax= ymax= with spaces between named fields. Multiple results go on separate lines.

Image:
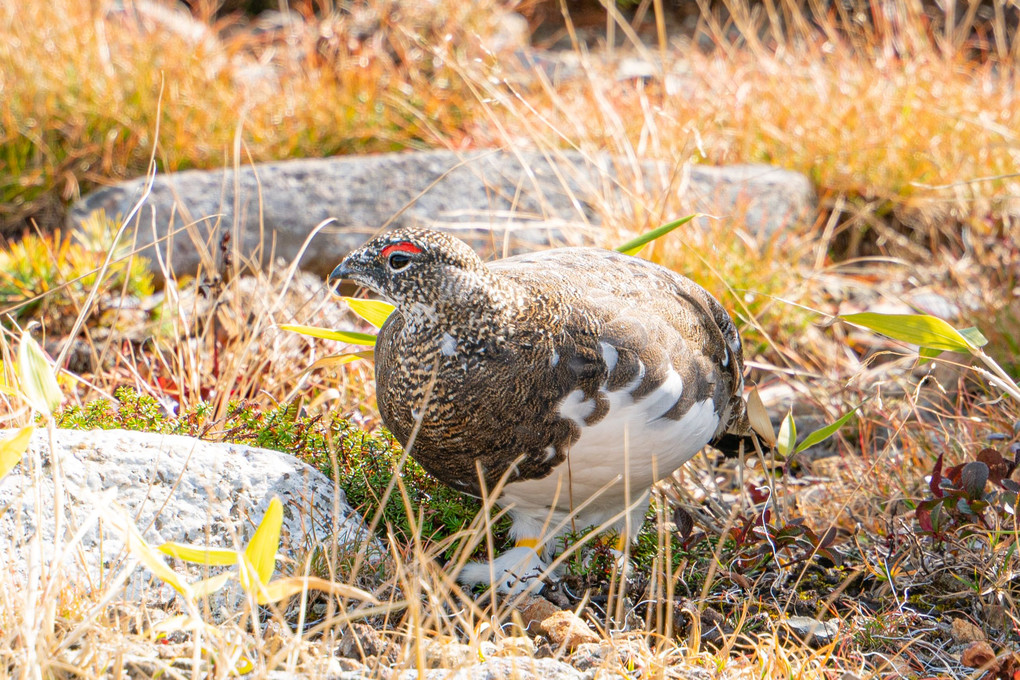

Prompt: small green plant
xmin=913 ymin=445 xmax=1020 ymax=542
xmin=840 ymin=311 xmax=1020 ymax=543
xmin=0 ymin=211 xmax=153 ymax=327
xmin=336 ymin=428 xmax=513 ymax=560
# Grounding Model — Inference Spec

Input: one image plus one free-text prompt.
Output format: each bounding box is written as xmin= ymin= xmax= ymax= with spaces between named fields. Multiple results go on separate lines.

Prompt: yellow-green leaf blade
xmin=0 ymin=426 xmax=33 ymax=479
xmin=280 ymin=324 xmax=377 ymax=346
xmin=794 ymin=400 xmax=868 ymax=454
xmin=777 ymin=411 xmax=796 ymax=458
xmin=307 ymin=352 xmax=375 ymax=372
xmin=158 ymin=542 xmax=240 ymax=567
xmin=243 ymin=497 xmax=283 ymax=586
xmin=18 ymin=333 xmax=63 ymax=415
xmin=840 ymin=312 xmax=981 ymax=352
xmin=959 ymin=327 xmax=989 ymax=347
xmin=0 ymin=361 xmax=16 ymax=397
xmin=615 ymin=214 xmax=698 ymax=257
xmin=343 ymin=297 xmax=395 ymax=329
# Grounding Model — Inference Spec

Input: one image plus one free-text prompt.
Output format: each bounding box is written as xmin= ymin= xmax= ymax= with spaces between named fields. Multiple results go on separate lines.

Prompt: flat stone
xmin=951 ymin=617 xmax=986 ymax=644
xmin=0 ymin=428 xmax=377 ymax=616
xmin=567 ymin=639 xmax=649 ymax=673
xmin=493 ymin=636 xmax=535 ymax=657
xmin=783 ymin=616 xmax=839 ymax=645
xmin=337 ymin=623 xmax=393 ymax=663
xmin=69 ymin=150 xmax=816 ymax=281
xmin=419 ymin=640 xmax=477 ymax=669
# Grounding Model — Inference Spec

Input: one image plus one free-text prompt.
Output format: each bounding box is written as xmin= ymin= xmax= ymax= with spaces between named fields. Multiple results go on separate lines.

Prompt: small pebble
xmin=495 ymin=636 xmax=536 ymax=657
xmin=539 ymin=611 xmax=600 ymax=652
xmin=951 ymin=617 xmax=986 ymax=644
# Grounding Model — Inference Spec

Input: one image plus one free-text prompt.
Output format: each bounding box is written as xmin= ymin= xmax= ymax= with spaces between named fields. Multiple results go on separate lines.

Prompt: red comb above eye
xmin=381 ymin=242 xmax=423 ymax=258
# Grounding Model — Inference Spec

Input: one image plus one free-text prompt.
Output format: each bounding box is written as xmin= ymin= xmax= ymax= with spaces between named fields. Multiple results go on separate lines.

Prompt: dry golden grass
xmin=0 ymin=0 xmax=504 ymax=232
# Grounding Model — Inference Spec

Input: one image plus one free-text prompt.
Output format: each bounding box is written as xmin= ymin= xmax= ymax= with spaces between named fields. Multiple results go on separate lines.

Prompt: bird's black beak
xmin=327 ymin=262 xmax=351 ymax=296
xmin=328 ymin=248 xmax=376 ymax=296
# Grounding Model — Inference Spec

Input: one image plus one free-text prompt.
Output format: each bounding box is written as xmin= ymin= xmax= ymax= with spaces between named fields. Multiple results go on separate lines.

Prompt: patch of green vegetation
xmin=57 ymin=388 xmax=202 ymax=434
xmin=0 ymin=211 xmax=153 ymax=327
xmin=56 ymin=389 xmax=503 ymax=560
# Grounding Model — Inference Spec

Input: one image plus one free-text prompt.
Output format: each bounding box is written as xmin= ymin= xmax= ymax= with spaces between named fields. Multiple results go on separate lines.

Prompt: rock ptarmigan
xmin=329 ymin=227 xmax=748 ymax=593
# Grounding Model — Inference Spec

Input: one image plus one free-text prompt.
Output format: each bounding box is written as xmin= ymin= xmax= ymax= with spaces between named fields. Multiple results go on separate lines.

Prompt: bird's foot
xmin=457 ymin=545 xmax=552 ymax=596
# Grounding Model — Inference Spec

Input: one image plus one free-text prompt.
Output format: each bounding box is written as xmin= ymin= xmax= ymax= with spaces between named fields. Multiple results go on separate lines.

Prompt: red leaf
xmin=977 ymin=448 xmax=1012 ymax=486
xmin=945 ymin=463 xmax=965 ymax=487
xmin=747 ymin=484 xmax=770 ymax=504
xmin=929 ymin=453 xmax=944 ymax=498
xmin=916 ymin=506 xmax=933 ymax=533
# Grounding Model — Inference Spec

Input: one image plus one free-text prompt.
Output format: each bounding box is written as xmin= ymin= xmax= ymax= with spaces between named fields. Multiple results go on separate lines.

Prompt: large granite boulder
xmin=0 ymin=428 xmax=376 ymax=613
xmin=70 ymin=150 xmax=816 ymax=281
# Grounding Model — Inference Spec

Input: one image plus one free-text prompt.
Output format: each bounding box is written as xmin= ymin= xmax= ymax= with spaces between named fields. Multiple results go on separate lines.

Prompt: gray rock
xmin=0 ymin=428 xmax=377 ymax=613
xmin=70 ymin=150 xmax=815 ymax=281
xmin=784 ymin=616 xmax=840 ymax=646
xmin=395 ymin=656 xmax=582 ymax=680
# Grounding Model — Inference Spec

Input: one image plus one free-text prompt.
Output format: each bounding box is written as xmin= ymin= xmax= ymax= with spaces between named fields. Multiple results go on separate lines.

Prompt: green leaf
xmin=18 ymin=333 xmax=63 ymax=415
xmin=243 ymin=497 xmax=283 ymax=587
xmin=0 ymin=426 xmax=33 ymax=479
xmin=615 ymin=214 xmax=698 ymax=257
xmin=158 ymin=542 xmax=239 ymax=566
xmin=794 ymin=401 xmax=867 ymax=454
xmin=840 ymin=312 xmax=982 ymax=353
xmin=777 ymin=411 xmax=796 ymax=458
xmin=959 ymin=327 xmax=989 ymax=348
xmin=343 ymin=297 xmax=395 ymax=330
xmin=280 ymin=324 xmax=377 ymax=346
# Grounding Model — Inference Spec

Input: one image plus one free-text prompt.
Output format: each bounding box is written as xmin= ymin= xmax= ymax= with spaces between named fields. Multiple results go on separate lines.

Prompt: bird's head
xmin=328 ymin=228 xmax=487 ymax=308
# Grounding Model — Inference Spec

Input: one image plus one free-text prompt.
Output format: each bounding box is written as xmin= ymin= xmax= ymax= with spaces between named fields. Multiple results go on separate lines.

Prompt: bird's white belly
xmin=500 ymin=372 xmax=719 ymax=537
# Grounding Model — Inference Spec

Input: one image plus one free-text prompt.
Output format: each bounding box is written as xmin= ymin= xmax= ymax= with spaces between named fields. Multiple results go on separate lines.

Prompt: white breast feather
xmin=505 ymin=363 xmax=719 ymax=537
xmin=599 ymin=342 xmax=618 ymax=372
xmin=639 ymin=366 xmax=684 ymax=422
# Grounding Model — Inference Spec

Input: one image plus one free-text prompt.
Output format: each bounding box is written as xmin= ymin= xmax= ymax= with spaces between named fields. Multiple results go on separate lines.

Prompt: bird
xmin=328 ymin=227 xmax=749 ymax=594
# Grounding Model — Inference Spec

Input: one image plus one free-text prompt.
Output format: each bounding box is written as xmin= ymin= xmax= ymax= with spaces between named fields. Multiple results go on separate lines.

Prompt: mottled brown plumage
xmin=330 ymin=227 xmax=747 ymax=592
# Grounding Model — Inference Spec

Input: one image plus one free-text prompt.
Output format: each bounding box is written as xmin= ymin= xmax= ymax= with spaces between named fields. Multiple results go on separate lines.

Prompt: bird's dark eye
xmin=387 ymin=252 xmax=412 ymax=271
